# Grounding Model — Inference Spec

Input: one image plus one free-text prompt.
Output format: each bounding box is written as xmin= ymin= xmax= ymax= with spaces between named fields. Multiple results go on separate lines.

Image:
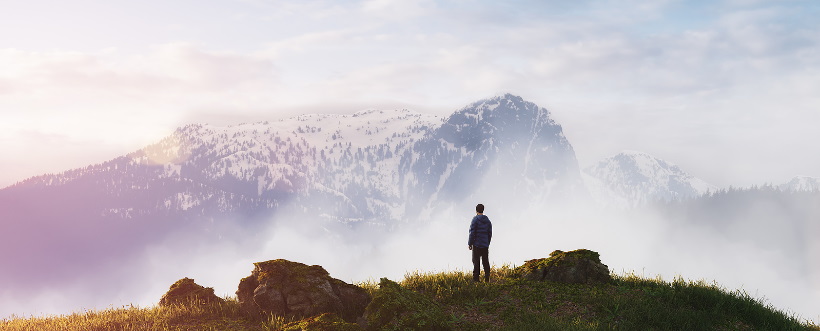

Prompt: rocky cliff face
xmin=403 ymin=94 xmax=584 ymax=215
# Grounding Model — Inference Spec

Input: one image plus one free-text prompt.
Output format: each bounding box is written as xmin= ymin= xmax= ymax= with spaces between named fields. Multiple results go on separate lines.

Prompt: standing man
xmin=468 ymin=203 xmax=492 ymax=282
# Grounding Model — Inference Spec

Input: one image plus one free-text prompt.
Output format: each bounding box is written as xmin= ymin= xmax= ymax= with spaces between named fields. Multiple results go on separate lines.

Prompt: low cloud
xmin=3 ymin=197 xmax=817 ymax=324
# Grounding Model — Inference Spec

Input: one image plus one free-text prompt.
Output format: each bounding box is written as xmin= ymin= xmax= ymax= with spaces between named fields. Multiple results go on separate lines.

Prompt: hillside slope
xmin=2 ymin=265 xmax=814 ymax=330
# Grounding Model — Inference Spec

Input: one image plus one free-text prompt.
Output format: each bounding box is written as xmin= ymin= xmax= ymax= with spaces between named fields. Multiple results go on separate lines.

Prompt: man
xmin=468 ymin=203 xmax=492 ymax=282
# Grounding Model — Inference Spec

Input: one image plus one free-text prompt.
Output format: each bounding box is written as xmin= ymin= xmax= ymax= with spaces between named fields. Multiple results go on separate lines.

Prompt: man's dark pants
xmin=472 ymin=247 xmax=490 ymax=282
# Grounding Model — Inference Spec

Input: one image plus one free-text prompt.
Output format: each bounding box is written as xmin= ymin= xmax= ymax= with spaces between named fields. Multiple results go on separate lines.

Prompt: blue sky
xmin=1 ymin=0 xmax=819 ymax=188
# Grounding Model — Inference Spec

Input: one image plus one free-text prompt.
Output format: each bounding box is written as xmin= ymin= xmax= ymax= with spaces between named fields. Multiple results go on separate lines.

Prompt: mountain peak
xmin=584 ymin=150 xmax=716 ymax=206
xmin=459 ymin=93 xmax=531 ymax=114
xmin=404 ymin=94 xmax=581 ymax=212
xmin=489 ymin=92 xmax=524 ymax=101
xmin=425 ymin=94 xmax=572 ymax=158
xmin=617 ymin=150 xmax=650 ymax=157
xmin=609 ymin=150 xmax=679 ymax=174
xmin=779 ymin=176 xmax=820 ymax=192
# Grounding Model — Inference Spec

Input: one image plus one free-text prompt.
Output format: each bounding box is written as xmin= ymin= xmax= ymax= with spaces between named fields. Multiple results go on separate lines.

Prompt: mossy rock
xmin=236 ymin=259 xmax=370 ymax=322
xmin=158 ymin=277 xmax=224 ymax=306
xmin=363 ymin=278 xmax=450 ymax=331
xmin=515 ymin=249 xmax=611 ymax=284
xmin=282 ymin=313 xmax=363 ymax=331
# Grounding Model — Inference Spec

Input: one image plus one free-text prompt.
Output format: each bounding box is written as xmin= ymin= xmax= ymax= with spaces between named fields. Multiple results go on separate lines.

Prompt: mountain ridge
xmin=583 ymin=150 xmax=717 ymax=207
xmin=4 ymin=94 xmax=589 ymax=225
xmin=5 ymin=95 xmax=811 ymax=216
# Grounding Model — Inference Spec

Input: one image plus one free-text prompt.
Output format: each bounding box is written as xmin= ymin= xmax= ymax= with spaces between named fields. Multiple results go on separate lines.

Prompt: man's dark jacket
xmin=468 ymin=214 xmax=492 ymax=248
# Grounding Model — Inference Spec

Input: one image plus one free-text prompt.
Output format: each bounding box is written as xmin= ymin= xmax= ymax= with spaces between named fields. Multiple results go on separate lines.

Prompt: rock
xmin=516 ymin=249 xmax=611 ymax=284
xmin=159 ymin=277 xmax=224 ymax=306
xmin=363 ymin=278 xmax=450 ymax=331
xmin=236 ymin=259 xmax=371 ymax=322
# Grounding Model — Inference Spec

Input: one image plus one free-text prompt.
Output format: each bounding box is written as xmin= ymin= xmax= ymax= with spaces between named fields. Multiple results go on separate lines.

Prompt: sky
xmin=1 ymin=0 xmax=819 ymax=188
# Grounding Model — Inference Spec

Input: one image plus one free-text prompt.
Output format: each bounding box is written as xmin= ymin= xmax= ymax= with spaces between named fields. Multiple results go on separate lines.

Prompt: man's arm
xmin=468 ymin=218 xmax=477 ymax=247
xmin=488 ymin=221 xmax=492 ymax=245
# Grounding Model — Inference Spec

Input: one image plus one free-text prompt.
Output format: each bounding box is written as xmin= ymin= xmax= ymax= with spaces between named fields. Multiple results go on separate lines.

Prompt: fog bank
xmin=2 ymin=199 xmax=817 ymax=324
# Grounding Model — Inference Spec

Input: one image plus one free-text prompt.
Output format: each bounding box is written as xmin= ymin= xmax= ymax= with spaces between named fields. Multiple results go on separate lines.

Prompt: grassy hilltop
xmin=2 ymin=264 xmax=816 ymax=331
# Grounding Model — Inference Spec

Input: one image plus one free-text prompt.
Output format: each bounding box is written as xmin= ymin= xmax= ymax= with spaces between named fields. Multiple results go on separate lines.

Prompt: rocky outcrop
xmin=159 ymin=277 xmax=224 ymax=306
xmin=236 ymin=259 xmax=371 ymax=322
xmin=516 ymin=249 xmax=611 ymax=284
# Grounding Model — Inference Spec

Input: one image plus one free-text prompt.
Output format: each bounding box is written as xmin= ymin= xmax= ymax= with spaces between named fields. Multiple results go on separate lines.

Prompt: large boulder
xmin=159 ymin=277 xmax=224 ymax=306
xmin=516 ymin=249 xmax=611 ymax=284
xmin=236 ymin=259 xmax=371 ymax=322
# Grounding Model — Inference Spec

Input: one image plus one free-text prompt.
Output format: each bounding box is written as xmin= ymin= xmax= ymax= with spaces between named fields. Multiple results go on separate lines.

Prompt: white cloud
xmin=4 ymin=197 xmax=817 ymax=323
xmin=0 ymin=44 xmax=278 ymax=98
xmin=260 ymin=28 xmax=366 ymax=58
xmin=0 ymin=44 xmax=285 ymax=187
xmin=2 ymin=0 xmax=819 ymax=188
xmin=360 ymin=0 xmax=437 ymax=21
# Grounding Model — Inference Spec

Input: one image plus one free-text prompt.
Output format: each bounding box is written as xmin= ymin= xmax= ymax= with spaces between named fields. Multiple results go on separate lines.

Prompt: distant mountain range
xmin=2 ymin=94 xmax=816 ymax=227
xmin=1 ymin=94 xmax=583 ymax=228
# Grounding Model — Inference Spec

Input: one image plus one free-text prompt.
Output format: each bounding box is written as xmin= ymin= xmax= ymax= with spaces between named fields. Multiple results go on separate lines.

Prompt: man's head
xmin=476 ymin=204 xmax=484 ymax=214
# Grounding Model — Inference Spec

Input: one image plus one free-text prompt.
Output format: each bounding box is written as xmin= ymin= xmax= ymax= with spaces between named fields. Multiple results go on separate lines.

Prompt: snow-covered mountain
xmin=5 ymin=108 xmax=442 ymax=224
xmin=778 ymin=176 xmax=820 ymax=192
xmin=0 ymin=93 xmax=588 ymax=285
xmin=403 ymin=94 xmax=584 ymax=217
xmin=2 ymin=95 xmax=733 ymax=234
xmin=1 ymin=94 xmax=585 ymax=227
xmin=583 ymin=150 xmax=716 ymax=207
xmin=0 ymin=108 xmax=436 ymax=286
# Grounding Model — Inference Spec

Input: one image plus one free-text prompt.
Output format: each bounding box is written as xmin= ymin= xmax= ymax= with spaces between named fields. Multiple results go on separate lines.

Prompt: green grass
xmin=2 ymin=269 xmax=817 ymax=330
xmin=0 ymin=297 xmax=264 ymax=331
xmin=402 ymin=268 xmax=816 ymax=330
